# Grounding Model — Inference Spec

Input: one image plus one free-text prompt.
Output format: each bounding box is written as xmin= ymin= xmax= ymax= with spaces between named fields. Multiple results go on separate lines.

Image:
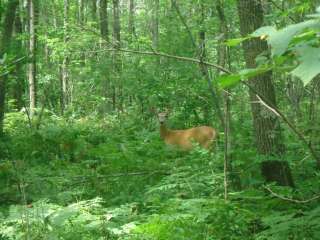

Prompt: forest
xmin=0 ymin=0 xmax=320 ymax=239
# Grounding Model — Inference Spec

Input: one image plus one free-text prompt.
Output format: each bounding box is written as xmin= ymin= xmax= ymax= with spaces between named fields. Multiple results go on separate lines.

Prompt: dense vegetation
xmin=1 ymin=0 xmax=320 ymax=239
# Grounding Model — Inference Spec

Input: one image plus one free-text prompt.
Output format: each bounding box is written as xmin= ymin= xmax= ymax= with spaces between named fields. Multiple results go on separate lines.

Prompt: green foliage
xmin=253 ymin=13 xmax=320 ymax=85
xmin=1 ymin=113 xmax=320 ymax=239
xmin=1 ymin=1 xmax=320 ymax=240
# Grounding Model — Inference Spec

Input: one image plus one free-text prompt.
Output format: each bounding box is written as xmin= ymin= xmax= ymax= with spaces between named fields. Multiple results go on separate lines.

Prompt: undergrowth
xmin=0 ymin=112 xmax=319 ymax=240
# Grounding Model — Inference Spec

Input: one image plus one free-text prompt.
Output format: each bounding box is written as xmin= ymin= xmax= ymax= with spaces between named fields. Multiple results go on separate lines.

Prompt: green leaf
xmin=268 ymin=20 xmax=319 ymax=56
xmin=291 ymin=45 xmax=320 ymax=85
xmin=217 ymin=74 xmax=241 ymax=88
xmin=239 ymin=67 xmax=270 ymax=79
xmin=218 ymin=66 xmax=271 ymax=89
xmin=50 ymin=207 xmax=78 ymax=226
xmin=252 ymin=26 xmax=277 ymax=38
xmin=225 ymin=37 xmax=250 ymax=47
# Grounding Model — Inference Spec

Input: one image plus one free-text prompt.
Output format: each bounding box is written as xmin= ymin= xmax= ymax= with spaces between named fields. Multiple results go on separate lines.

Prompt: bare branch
xmin=264 ymin=185 xmax=320 ymax=204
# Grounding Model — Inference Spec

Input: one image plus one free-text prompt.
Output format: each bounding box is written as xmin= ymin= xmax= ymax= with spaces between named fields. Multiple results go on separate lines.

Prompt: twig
xmin=22 ymin=101 xmax=33 ymax=129
xmin=171 ymin=0 xmax=197 ymax=48
xmin=251 ymin=84 xmax=320 ymax=168
xmin=0 ymin=56 xmax=26 ymax=77
xmin=256 ymin=95 xmax=280 ymax=117
xmin=264 ymin=185 xmax=320 ymax=204
xmin=101 ymin=48 xmax=231 ymax=74
xmin=26 ymin=170 xmax=170 ymax=183
xmin=267 ymin=0 xmax=297 ymax=23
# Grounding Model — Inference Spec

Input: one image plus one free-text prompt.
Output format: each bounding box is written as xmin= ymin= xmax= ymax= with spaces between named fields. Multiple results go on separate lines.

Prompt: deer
xmin=156 ymin=111 xmax=218 ymax=151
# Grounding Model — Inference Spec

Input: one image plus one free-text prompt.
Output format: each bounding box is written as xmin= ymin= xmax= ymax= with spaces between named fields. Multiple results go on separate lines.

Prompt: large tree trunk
xmin=28 ymin=0 xmax=37 ymax=117
xmin=0 ymin=0 xmax=19 ymax=135
xmin=237 ymin=0 xmax=294 ymax=186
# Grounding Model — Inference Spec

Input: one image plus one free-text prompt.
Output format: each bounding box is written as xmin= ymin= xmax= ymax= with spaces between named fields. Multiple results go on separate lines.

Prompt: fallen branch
xmin=27 ymin=170 xmax=170 ymax=183
xmin=264 ymin=185 xmax=320 ymax=204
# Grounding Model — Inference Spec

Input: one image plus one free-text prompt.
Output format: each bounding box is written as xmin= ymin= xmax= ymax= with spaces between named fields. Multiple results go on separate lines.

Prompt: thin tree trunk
xmin=100 ymin=0 xmax=109 ymax=41
xmin=61 ymin=0 xmax=69 ymax=114
xmin=78 ymin=0 xmax=84 ymax=24
xmin=28 ymin=0 xmax=37 ymax=117
xmin=0 ymin=0 xmax=19 ymax=135
xmin=128 ymin=0 xmax=135 ymax=38
xmin=112 ymin=0 xmax=121 ymax=111
xmin=0 ymin=0 xmax=2 ymax=21
xmin=237 ymin=0 xmax=294 ymax=187
xmin=78 ymin=0 xmax=86 ymax=66
xmin=100 ymin=0 xmax=110 ymax=113
xmin=215 ymin=0 xmax=241 ymax=195
xmin=91 ymin=0 xmax=97 ymax=23
xmin=151 ymin=0 xmax=159 ymax=50
xmin=13 ymin=12 xmax=24 ymax=110
xmin=198 ymin=0 xmax=224 ymax=129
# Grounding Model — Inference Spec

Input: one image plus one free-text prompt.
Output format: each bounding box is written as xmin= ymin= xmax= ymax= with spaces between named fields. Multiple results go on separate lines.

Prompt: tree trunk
xmin=78 ymin=0 xmax=84 ymax=24
xmin=13 ymin=12 xmax=24 ymax=110
xmin=0 ymin=0 xmax=19 ymax=135
xmin=99 ymin=0 xmax=110 ymax=113
xmin=128 ymin=0 xmax=135 ymax=38
xmin=91 ymin=0 xmax=97 ymax=23
xmin=237 ymin=0 xmax=294 ymax=187
xmin=0 ymin=0 xmax=2 ymax=21
xmin=151 ymin=0 xmax=159 ymax=50
xmin=198 ymin=0 xmax=224 ymax=129
xmin=61 ymin=0 xmax=69 ymax=114
xmin=78 ymin=0 xmax=86 ymax=66
xmin=112 ymin=0 xmax=120 ymax=49
xmin=28 ymin=0 xmax=37 ymax=117
xmin=100 ymin=0 xmax=109 ymax=41
xmin=112 ymin=0 xmax=121 ymax=111
xmin=215 ymin=0 xmax=241 ymax=192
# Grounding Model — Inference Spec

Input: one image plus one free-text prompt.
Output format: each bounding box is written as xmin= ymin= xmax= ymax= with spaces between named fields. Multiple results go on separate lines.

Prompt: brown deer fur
xmin=158 ymin=112 xmax=217 ymax=150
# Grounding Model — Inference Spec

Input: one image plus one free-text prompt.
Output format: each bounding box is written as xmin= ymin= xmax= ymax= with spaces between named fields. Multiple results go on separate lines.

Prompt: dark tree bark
xmin=0 ymin=0 xmax=19 ymax=135
xmin=28 ymin=0 xmax=37 ymax=117
xmin=237 ymin=0 xmax=294 ymax=186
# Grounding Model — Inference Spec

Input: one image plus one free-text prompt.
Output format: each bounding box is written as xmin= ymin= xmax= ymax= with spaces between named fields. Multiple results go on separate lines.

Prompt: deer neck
xmin=160 ymin=123 xmax=169 ymax=139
